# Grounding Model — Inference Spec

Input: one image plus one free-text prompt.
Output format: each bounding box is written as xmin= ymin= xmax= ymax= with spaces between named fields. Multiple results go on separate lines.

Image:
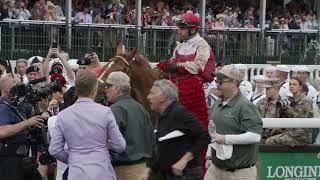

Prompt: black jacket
xmin=151 ymin=101 xmax=210 ymax=172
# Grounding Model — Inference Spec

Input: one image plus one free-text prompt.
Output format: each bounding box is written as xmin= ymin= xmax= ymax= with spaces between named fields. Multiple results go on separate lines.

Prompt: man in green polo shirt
xmin=204 ymin=65 xmax=263 ymax=180
xmin=105 ymin=71 xmax=153 ymax=180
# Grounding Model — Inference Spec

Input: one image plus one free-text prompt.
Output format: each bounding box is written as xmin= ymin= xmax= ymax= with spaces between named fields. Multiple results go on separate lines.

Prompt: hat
xmin=253 ymin=75 xmax=266 ymax=81
xmin=214 ymin=64 xmax=242 ymax=81
xmin=50 ymin=73 xmax=66 ymax=87
xmin=106 ymin=71 xmax=130 ymax=86
xmin=27 ymin=56 xmax=43 ymax=66
xmin=51 ymin=59 xmax=63 ymax=68
xmin=235 ymin=64 xmax=248 ymax=70
xmin=26 ymin=65 xmax=40 ymax=74
xmin=68 ymin=59 xmax=79 ymax=70
xmin=216 ymin=14 xmax=225 ymax=19
xmin=0 ymin=58 xmax=8 ymax=68
xmin=77 ymin=58 xmax=91 ymax=65
xmin=264 ymin=78 xmax=280 ymax=88
xmin=294 ymin=65 xmax=310 ymax=72
xmin=276 ymin=65 xmax=290 ymax=73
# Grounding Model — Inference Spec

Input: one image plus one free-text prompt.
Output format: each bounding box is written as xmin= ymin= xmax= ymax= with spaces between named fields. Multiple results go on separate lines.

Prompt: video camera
xmin=9 ymin=77 xmax=62 ymax=165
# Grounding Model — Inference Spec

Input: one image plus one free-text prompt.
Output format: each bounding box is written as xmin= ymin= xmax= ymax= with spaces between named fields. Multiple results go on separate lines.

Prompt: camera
xmin=10 ymin=77 xmax=62 ymax=106
xmin=9 ymin=77 xmax=62 ymax=165
xmin=276 ymin=97 xmax=295 ymax=109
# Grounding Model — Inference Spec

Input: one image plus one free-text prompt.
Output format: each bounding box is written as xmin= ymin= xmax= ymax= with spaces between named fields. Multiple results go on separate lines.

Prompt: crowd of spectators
xmin=0 ymin=0 xmax=319 ymax=30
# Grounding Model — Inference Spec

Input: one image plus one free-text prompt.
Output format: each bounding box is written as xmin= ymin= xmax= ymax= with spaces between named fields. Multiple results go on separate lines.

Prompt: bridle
xmin=98 ymin=55 xmax=133 ymax=83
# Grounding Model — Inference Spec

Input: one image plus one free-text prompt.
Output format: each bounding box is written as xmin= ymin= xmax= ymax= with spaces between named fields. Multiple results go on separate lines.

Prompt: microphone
xmin=28 ymin=77 xmax=46 ymax=85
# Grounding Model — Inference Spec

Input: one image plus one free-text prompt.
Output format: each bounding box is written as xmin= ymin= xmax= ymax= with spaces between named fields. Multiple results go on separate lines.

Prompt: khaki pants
xmin=114 ymin=162 xmax=146 ymax=180
xmin=204 ymin=164 xmax=257 ymax=180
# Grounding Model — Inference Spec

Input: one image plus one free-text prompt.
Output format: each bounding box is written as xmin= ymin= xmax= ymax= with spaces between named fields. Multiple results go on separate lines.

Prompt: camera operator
xmin=0 ymin=74 xmax=44 ymax=180
xmin=266 ymin=77 xmax=313 ymax=147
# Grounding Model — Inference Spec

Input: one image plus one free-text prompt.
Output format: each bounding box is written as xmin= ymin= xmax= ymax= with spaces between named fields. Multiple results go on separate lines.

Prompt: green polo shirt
xmin=110 ymin=95 xmax=154 ymax=165
xmin=210 ymin=91 xmax=263 ymax=170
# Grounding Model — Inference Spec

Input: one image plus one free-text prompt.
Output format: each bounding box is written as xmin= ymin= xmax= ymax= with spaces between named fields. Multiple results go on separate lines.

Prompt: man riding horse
xmin=157 ymin=12 xmax=216 ymax=174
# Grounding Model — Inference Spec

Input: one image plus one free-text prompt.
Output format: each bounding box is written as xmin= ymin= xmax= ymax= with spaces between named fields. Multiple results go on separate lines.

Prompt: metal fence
xmin=1 ymin=20 xmax=320 ymax=64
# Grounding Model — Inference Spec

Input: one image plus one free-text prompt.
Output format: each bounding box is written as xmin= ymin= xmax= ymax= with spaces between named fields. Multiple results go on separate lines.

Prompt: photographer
xmin=266 ymin=77 xmax=313 ymax=147
xmin=48 ymin=73 xmax=67 ymax=115
xmin=0 ymin=75 xmax=44 ymax=180
xmin=256 ymin=78 xmax=282 ymax=142
xmin=43 ymin=46 xmax=75 ymax=89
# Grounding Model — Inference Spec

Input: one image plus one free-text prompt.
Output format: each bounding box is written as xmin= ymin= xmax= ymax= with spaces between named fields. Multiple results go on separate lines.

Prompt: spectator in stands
xmin=74 ymin=6 xmax=92 ymax=23
xmin=300 ymin=16 xmax=311 ymax=29
xmin=215 ymin=14 xmax=225 ymax=27
xmin=45 ymin=1 xmax=59 ymax=21
xmin=229 ymin=15 xmax=241 ymax=28
xmin=288 ymin=15 xmax=300 ymax=29
xmin=30 ymin=0 xmax=45 ymax=20
xmin=15 ymin=59 xmax=28 ymax=84
xmin=272 ymin=17 xmax=280 ymax=29
xmin=279 ymin=18 xmax=289 ymax=29
xmin=16 ymin=1 xmax=31 ymax=20
xmin=161 ymin=8 xmax=173 ymax=26
xmin=106 ymin=3 xmax=121 ymax=24
xmin=244 ymin=16 xmax=255 ymax=28
xmin=266 ymin=76 xmax=314 ymax=147
xmin=1 ymin=0 xmax=18 ymax=19
xmin=107 ymin=0 xmax=124 ymax=14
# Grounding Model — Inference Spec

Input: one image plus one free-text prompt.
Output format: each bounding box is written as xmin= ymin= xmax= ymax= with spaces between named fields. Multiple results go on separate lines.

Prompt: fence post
xmin=259 ymin=0 xmax=266 ymax=62
xmin=200 ymin=0 xmax=206 ymax=37
xmin=10 ymin=23 xmax=14 ymax=60
xmin=65 ymin=0 xmax=72 ymax=52
xmin=135 ymin=0 xmax=142 ymax=51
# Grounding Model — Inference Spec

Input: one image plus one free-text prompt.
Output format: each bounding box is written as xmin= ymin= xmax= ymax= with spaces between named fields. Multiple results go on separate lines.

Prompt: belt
xmin=220 ymin=164 xmax=255 ymax=172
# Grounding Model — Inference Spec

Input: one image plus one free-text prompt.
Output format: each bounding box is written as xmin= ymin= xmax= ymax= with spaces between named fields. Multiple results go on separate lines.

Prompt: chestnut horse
xmin=98 ymin=47 xmax=159 ymax=127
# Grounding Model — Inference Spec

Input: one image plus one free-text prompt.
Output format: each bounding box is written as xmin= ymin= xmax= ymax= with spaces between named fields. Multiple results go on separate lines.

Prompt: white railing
xmin=2 ymin=19 xmax=320 ymax=33
xmin=8 ymin=61 xmax=320 ymax=82
xmin=263 ymin=118 xmax=320 ymax=128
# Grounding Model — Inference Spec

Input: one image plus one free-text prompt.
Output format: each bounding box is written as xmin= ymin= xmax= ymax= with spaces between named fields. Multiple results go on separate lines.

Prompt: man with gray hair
xmin=141 ymin=79 xmax=210 ymax=180
xmin=105 ymin=71 xmax=153 ymax=180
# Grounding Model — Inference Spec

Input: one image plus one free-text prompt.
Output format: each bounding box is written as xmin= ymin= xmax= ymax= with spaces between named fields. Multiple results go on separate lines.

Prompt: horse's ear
xmin=116 ymin=42 xmax=127 ymax=55
xmin=129 ymin=48 xmax=139 ymax=59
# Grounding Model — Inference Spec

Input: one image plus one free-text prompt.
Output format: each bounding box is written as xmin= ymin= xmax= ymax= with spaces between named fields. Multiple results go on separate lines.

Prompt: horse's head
xmin=99 ymin=46 xmax=154 ymax=83
xmin=97 ymin=45 xmax=159 ymax=126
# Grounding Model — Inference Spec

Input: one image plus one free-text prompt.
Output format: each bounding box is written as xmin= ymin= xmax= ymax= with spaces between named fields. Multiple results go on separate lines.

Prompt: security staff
xmin=0 ymin=75 xmax=44 ymax=180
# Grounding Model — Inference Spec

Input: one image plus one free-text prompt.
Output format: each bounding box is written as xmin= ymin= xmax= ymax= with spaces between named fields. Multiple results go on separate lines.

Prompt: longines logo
xmin=267 ymin=166 xmax=320 ymax=178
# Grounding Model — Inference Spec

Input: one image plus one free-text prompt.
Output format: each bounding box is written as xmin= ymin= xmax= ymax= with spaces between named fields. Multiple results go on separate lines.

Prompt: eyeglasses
xmin=215 ymin=79 xmax=233 ymax=86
